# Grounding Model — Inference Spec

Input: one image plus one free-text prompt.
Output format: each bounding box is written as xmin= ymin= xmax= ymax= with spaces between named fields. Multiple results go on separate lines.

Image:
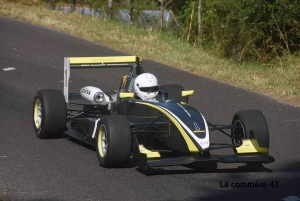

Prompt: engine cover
xmin=80 ymin=86 xmax=110 ymax=105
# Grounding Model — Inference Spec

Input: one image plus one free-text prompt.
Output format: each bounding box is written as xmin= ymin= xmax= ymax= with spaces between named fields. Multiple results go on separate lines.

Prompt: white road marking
xmin=60 ymin=80 xmax=72 ymax=82
xmin=3 ymin=67 xmax=16 ymax=71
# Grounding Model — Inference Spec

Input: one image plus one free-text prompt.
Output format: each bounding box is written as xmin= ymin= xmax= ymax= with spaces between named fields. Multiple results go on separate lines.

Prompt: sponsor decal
xmin=64 ymin=69 xmax=68 ymax=87
xmin=78 ymin=63 xmax=130 ymax=67
xmin=81 ymin=88 xmax=91 ymax=95
xmin=244 ymin=143 xmax=252 ymax=147
xmin=199 ymin=141 xmax=209 ymax=145
xmin=193 ymin=121 xmax=205 ymax=133
xmin=90 ymin=58 xmax=115 ymax=62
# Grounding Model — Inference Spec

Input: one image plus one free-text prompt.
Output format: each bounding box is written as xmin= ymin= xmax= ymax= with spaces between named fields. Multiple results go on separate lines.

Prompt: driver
xmin=134 ymin=73 xmax=159 ymax=100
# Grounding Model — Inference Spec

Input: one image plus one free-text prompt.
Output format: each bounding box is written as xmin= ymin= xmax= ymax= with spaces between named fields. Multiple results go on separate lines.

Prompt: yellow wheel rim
xmin=98 ymin=125 xmax=108 ymax=157
xmin=34 ymin=99 xmax=42 ymax=129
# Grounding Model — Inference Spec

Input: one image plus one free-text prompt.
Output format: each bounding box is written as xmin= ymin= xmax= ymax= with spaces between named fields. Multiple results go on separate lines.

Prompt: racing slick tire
xmin=33 ymin=89 xmax=67 ymax=139
xmin=162 ymin=84 xmax=188 ymax=103
xmin=96 ymin=115 xmax=131 ymax=168
xmin=231 ymin=110 xmax=269 ymax=155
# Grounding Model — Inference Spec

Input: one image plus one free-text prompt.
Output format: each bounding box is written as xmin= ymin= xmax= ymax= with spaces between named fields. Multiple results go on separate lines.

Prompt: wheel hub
xmin=34 ymin=99 xmax=42 ymax=128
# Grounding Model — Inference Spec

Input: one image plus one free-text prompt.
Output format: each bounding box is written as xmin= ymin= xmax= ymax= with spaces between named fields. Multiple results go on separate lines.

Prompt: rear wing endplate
xmin=64 ymin=56 xmax=142 ymax=103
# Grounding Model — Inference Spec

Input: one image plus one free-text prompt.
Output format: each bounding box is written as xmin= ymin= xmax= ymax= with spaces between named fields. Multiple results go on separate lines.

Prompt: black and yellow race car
xmin=33 ymin=56 xmax=270 ymax=170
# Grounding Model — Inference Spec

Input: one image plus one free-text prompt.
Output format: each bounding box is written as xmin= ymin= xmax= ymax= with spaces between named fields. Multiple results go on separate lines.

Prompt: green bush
xmin=176 ymin=0 xmax=300 ymax=63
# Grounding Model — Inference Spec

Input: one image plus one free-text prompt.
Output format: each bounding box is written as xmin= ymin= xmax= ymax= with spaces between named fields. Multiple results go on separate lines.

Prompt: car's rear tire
xmin=231 ymin=110 xmax=269 ymax=155
xmin=33 ymin=89 xmax=67 ymax=139
xmin=162 ymin=84 xmax=188 ymax=103
xmin=96 ymin=115 xmax=131 ymax=168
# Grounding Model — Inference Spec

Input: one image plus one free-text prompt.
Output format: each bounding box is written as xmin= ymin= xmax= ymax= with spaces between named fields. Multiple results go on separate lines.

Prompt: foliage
xmin=175 ymin=0 xmax=300 ymax=63
xmin=36 ymin=0 xmax=300 ymax=63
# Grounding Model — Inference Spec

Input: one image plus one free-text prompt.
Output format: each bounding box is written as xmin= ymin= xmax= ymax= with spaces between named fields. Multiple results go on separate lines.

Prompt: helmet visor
xmin=139 ymin=86 xmax=158 ymax=92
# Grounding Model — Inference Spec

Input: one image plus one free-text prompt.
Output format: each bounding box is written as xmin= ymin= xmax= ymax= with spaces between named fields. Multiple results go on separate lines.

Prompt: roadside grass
xmin=1 ymin=0 xmax=300 ymax=106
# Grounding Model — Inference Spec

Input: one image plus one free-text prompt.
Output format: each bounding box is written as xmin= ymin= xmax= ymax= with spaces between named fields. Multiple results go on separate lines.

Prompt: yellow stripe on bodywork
xmin=68 ymin=56 xmax=141 ymax=64
xmin=136 ymin=102 xmax=199 ymax=152
xmin=193 ymin=130 xmax=205 ymax=133
xmin=235 ymin=139 xmax=268 ymax=154
xmin=139 ymin=145 xmax=161 ymax=158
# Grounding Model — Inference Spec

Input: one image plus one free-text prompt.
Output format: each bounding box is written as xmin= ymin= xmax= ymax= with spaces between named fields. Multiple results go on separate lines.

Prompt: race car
xmin=32 ymin=56 xmax=270 ymax=170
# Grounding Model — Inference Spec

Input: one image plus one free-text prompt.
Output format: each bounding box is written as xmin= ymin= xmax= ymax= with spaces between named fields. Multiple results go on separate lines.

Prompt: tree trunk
xmin=159 ymin=0 xmax=164 ymax=28
xmin=197 ymin=0 xmax=201 ymax=36
xmin=70 ymin=0 xmax=76 ymax=13
xmin=129 ymin=0 xmax=134 ymax=24
xmin=49 ymin=0 xmax=55 ymax=10
xmin=108 ymin=0 xmax=114 ymax=19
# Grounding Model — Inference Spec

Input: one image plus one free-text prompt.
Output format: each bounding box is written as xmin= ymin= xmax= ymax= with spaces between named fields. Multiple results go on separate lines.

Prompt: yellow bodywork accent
xmin=136 ymin=102 xmax=199 ymax=152
xmin=139 ymin=145 xmax=161 ymax=158
xmin=250 ymin=139 xmax=268 ymax=154
xmin=119 ymin=92 xmax=135 ymax=99
xmin=182 ymin=90 xmax=194 ymax=97
xmin=235 ymin=139 xmax=268 ymax=154
xmin=193 ymin=130 xmax=205 ymax=133
xmin=68 ymin=56 xmax=141 ymax=64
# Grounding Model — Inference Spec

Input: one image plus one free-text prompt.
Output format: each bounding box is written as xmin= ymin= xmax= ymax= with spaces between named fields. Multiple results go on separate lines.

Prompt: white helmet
xmin=134 ymin=73 xmax=158 ymax=100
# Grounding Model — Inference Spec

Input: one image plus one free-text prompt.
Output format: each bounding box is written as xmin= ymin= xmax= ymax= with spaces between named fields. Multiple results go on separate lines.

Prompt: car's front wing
xmin=132 ymin=135 xmax=269 ymax=170
xmin=136 ymin=153 xmax=269 ymax=170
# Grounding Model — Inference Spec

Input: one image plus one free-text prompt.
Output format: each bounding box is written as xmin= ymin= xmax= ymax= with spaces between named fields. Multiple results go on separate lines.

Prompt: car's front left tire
xmin=231 ymin=109 xmax=269 ymax=167
xmin=96 ymin=115 xmax=131 ymax=168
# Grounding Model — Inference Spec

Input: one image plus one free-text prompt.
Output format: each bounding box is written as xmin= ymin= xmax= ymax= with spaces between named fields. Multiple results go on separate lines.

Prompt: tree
xmin=197 ymin=0 xmax=201 ymax=36
xmin=108 ymin=0 xmax=113 ymax=19
xmin=70 ymin=0 xmax=76 ymax=12
xmin=158 ymin=0 xmax=164 ymax=27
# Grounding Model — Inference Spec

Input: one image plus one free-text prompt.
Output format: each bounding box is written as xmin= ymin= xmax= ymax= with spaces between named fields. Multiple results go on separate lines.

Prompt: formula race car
xmin=33 ymin=56 xmax=270 ymax=170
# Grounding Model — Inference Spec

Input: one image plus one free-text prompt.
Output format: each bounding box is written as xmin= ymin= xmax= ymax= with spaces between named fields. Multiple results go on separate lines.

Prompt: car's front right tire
xmin=33 ymin=89 xmax=66 ymax=139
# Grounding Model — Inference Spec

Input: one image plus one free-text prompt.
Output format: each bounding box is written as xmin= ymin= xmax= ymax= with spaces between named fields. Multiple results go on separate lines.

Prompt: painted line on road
xmin=3 ymin=67 xmax=16 ymax=71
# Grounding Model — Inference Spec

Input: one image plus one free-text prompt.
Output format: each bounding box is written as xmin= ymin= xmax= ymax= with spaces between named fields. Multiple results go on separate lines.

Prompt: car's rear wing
xmin=64 ymin=56 xmax=142 ymax=103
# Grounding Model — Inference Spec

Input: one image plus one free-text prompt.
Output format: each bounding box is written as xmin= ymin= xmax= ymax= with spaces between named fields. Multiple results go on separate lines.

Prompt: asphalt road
xmin=0 ymin=17 xmax=300 ymax=201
